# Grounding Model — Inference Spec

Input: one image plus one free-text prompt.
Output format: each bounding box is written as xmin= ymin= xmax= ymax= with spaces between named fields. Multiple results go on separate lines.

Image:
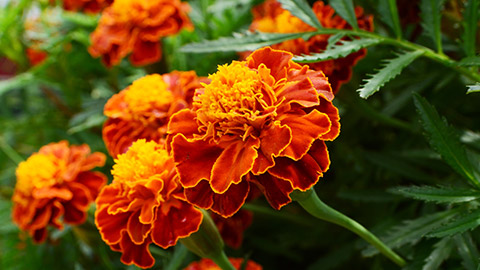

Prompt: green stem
xmin=307 ymin=29 xmax=480 ymax=82
xmin=291 ymin=188 xmax=406 ymax=267
xmin=210 ymin=250 xmax=236 ymax=270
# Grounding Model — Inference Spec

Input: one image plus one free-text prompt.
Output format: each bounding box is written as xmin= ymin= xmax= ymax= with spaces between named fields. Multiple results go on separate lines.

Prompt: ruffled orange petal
xmin=246 ymin=47 xmax=297 ymax=81
xmin=119 ymin=232 xmax=155 ymax=269
xmin=276 ymin=77 xmax=320 ymax=108
xmin=279 ymin=110 xmax=331 ymax=160
xmin=250 ymin=173 xmax=293 ymax=210
xmin=317 ymin=98 xmax=340 ymax=141
xmin=172 ymin=134 xmax=223 ymax=188
xmin=252 ymin=122 xmax=291 ymax=174
xmin=32 ymin=187 xmax=72 ymax=200
xmin=210 ymin=138 xmax=260 ymax=194
xmin=269 ymin=140 xmax=330 ymax=191
xmin=75 ymin=171 xmax=107 ymax=199
xmin=130 ymin=40 xmax=162 ymax=66
xmin=127 ymin=211 xmax=152 ymax=245
xmin=96 ymin=204 xmax=130 ymax=245
xmin=151 ymin=198 xmax=203 ymax=248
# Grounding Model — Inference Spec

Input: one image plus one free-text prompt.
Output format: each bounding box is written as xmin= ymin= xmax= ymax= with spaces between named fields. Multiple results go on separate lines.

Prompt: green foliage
xmin=391 ymin=185 xmax=480 ymax=204
xmin=454 ymin=233 xmax=480 ymax=270
xmin=420 ymin=0 xmax=445 ymax=53
xmin=462 ymin=0 xmax=479 ymax=57
xmin=413 ymin=93 xmax=480 ymax=188
xmin=277 ymin=0 xmax=322 ymax=29
xmin=428 ymin=208 xmax=480 ymax=238
xmin=377 ymin=0 xmax=402 ymax=38
xmin=458 ymin=56 xmax=480 ymax=66
xmin=467 ymin=83 xmax=480 ymax=94
xmin=422 ymin=237 xmax=453 ymax=270
xmin=293 ymin=38 xmax=380 ymax=62
xmin=357 ymin=51 xmax=423 ymax=99
xmin=329 ymin=0 xmax=358 ymax=30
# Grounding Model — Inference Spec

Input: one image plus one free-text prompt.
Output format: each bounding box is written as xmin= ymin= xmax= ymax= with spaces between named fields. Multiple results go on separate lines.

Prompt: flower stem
xmin=291 ymin=188 xmax=406 ymax=267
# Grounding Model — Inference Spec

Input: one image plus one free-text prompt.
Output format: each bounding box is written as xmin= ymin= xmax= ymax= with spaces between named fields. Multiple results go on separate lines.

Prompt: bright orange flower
xmin=167 ymin=47 xmax=340 ymax=218
xmin=26 ymin=48 xmax=48 ymax=66
xmin=95 ymin=139 xmax=203 ymax=268
xmin=247 ymin=0 xmax=373 ymax=93
xmin=102 ymin=71 xmax=206 ymax=158
xmin=12 ymin=141 xmax=106 ymax=243
xmin=60 ymin=0 xmax=113 ymax=13
xmin=184 ymin=257 xmax=262 ymax=270
xmin=88 ymin=0 xmax=192 ymax=67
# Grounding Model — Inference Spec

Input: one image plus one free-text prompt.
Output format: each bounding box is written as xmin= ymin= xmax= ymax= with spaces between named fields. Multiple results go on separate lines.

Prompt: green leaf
xmin=0 ymin=72 xmax=35 ymax=96
xmin=329 ymin=0 xmax=359 ymax=30
xmin=458 ymin=56 xmax=480 ymax=66
xmin=413 ymin=93 xmax=480 ymax=188
xmin=326 ymin=33 xmax=346 ymax=49
xmin=180 ymin=31 xmax=316 ymax=53
xmin=277 ymin=0 xmax=322 ymax=29
xmin=293 ymin=38 xmax=380 ymax=63
xmin=357 ymin=50 xmax=423 ymax=99
xmin=467 ymin=83 xmax=480 ymax=94
xmin=420 ymin=0 xmax=445 ymax=53
xmin=164 ymin=244 xmax=189 ymax=270
xmin=428 ymin=208 xmax=480 ymax=238
xmin=454 ymin=233 xmax=480 ymax=270
xmin=462 ymin=0 xmax=479 ymax=57
xmin=390 ymin=185 xmax=480 ymax=204
xmin=362 ymin=208 xmax=461 ymax=256
xmin=422 ymin=237 xmax=453 ymax=270
xmin=378 ymin=0 xmax=402 ymax=38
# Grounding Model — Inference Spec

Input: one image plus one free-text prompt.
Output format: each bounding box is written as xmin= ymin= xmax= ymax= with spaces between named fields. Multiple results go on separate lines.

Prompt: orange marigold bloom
xmin=247 ymin=0 xmax=373 ymax=93
xmin=88 ymin=0 xmax=192 ymax=67
xmin=12 ymin=141 xmax=107 ymax=243
xmin=61 ymin=0 xmax=113 ymax=13
xmin=103 ymin=71 xmax=206 ymax=158
xmin=167 ymin=47 xmax=340 ymax=218
xmin=95 ymin=139 xmax=202 ymax=268
xmin=184 ymin=257 xmax=262 ymax=270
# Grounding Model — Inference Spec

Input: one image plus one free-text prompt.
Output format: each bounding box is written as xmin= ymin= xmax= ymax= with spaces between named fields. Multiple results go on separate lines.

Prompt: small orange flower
xmin=88 ymin=0 xmax=192 ymax=67
xmin=12 ymin=141 xmax=107 ymax=243
xmin=167 ymin=47 xmax=340 ymax=218
xmin=184 ymin=257 xmax=262 ymax=270
xmin=102 ymin=71 xmax=206 ymax=158
xmin=247 ymin=0 xmax=373 ymax=93
xmin=60 ymin=0 xmax=113 ymax=13
xmin=26 ymin=48 xmax=48 ymax=66
xmin=95 ymin=139 xmax=203 ymax=268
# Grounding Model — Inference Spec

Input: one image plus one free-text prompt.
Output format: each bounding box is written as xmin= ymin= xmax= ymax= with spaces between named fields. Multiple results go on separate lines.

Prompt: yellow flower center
xmin=112 ymin=139 xmax=171 ymax=186
xmin=255 ymin=10 xmax=313 ymax=34
xmin=15 ymin=153 xmax=66 ymax=196
xmin=124 ymin=74 xmax=174 ymax=118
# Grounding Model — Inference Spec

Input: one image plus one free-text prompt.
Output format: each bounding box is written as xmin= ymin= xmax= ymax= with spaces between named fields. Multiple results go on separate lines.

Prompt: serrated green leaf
xmin=422 ymin=237 xmax=453 ymax=270
xmin=467 ymin=83 xmax=480 ymax=94
xmin=428 ymin=208 xmax=480 ymax=238
xmin=362 ymin=208 xmax=461 ymax=256
xmin=278 ymin=0 xmax=322 ymax=29
xmin=357 ymin=50 xmax=423 ymax=99
xmin=462 ymin=0 xmax=479 ymax=57
xmin=390 ymin=186 xmax=480 ymax=204
xmin=329 ymin=0 xmax=359 ymax=30
xmin=458 ymin=56 xmax=480 ymax=66
xmin=420 ymin=0 xmax=445 ymax=52
xmin=326 ymin=33 xmax=346 ymax=49
xmin=413 ymin=93 xmax=480 ymax=188
xmin=454 ymin=233 xmax=480 ymax=270
xmin=378 ymin=0 xmax=402 ymax=38
xmin=293 ymin=38 xmax=380 ymax=63
xmin=179 ymin=31 xmax=316 ymax=53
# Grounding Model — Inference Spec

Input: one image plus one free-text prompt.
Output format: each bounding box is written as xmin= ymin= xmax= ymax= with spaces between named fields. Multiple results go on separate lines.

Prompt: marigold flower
xmin=88 ymin=0 xmax=192 ymax=67
xmin=60 ymin=0 xmax=113 ymax=13
xmin=12 ymin=141 xmax=107 ymax=243
xmin=184 ymin=257 xmax=262 ymax=270
xmin=95 ymin=139 xmax=203 ymax=268
xmin=247 ymin=0 xmax=373 ymax=93
xmin=103 ymin=71 xmax=206 ymax=158
xmin=167 ymin=47 xmax=340 ymax=218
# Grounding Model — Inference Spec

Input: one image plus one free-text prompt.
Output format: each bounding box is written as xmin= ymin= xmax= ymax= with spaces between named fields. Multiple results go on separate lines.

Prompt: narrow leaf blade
xmin=420 ymin=0 xmax=445 ymax=52
xmin=413 ymin=93 xmax=480 ymax=188
xmin=454 ymin=233 xmax=480 ymax=270
xmin=428 ymin=208 xmax=480 ymax=238
xmin=422 ymin=238 xmax=453 ymax=270
xmin=293 ymin=38 xmax=380 ymax=63
xmin=458 ymin=56 xmax=480 ymax=66
xmin=329 ymin=0 xmax=359 ymax=30
xmin=467 ymin=83 xmax=480 ymax=94
xmin=357 ymin=50 xmax=423 ymax=99
xmin=391 ymin=185 xmax=480 ymax=204
xmin=462 ymin=0 xmax=479 ymax=57
xmin=180 ymin=31 xmax=316 ymax=53
xmin=278 ymin=0 xmax=322 ymax=29
xmin=377 ymin=0 xmax=402 ymax=38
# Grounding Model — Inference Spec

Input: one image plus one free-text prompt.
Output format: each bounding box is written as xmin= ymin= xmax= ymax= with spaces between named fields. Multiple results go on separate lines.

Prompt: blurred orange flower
xmin=247 ymin=0 xmax=373 ymax=93
xmin=103 ymin=71 xmax=206 ymax=158
xmin=12 ymin=141 xmax=106 ymax=243
xmin=184 ymin=257 xmax=262 ymax=270
xmin=95 ymin=139 xmax=203 ymax=268
xmin=61 ymin=0 xmax=113 ymax=13
xmin=168 ymin=47 xmax=340 ymax=218
xmin=26 ymin=48 xmax=48 ymax=66
xmin=89 ymin=0 xmax=192 ymax=67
